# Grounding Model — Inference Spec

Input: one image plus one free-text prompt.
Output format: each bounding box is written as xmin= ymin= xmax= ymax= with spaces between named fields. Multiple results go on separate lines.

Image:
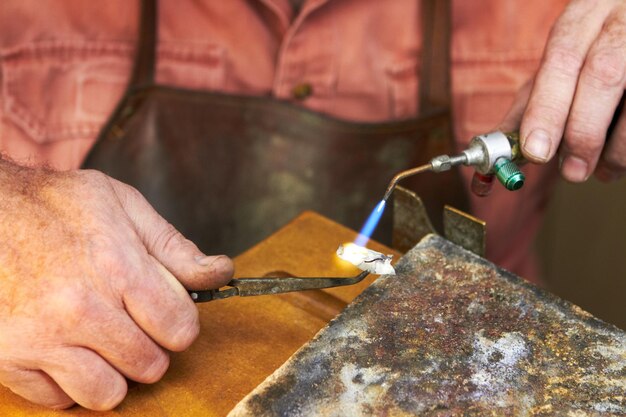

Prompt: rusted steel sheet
xmin=443 ymin=205 xmax=486 ymax=257
xmin=229 ymin=234 xmax=626 ymax=416
xmin=392 ymin=186 xmax=435 ymax=253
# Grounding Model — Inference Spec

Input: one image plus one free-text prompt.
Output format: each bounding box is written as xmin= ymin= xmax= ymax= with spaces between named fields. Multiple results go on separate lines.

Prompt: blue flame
xmin=354 ymin=200 xmax=387 ymax=247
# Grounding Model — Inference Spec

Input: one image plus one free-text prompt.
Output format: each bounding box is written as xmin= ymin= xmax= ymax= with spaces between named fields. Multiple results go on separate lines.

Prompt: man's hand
xmin=512 ymin=0 xmax=626 ymax=182
xmin=0 ymin=161 xmax=234 ymax=410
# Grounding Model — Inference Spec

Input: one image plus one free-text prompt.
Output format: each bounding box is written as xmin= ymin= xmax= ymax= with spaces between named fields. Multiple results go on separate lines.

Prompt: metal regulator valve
xmin=382 ymin=131 xmax=526 ymax=202
xmin=431 ymin=131 xmax=525 ymax=197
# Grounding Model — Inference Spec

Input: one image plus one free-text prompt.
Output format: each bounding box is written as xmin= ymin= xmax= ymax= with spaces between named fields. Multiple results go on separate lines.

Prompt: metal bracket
xmin=392 ymin=186 xmax=486 ymax=256
xmin=391 ymin=186 xmax=436 ymax=253
xmin=443 ymin=205 xmax=486 ymax=257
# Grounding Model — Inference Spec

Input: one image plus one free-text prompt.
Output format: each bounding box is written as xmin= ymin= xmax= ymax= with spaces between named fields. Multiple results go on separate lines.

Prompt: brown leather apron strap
xmin=130 ymin=0 xmax=157 ymax=88
xmin=420 ymin=0 xmax=451 ymax=113
xmin=100 ymin=0 xmax=156 ymax=138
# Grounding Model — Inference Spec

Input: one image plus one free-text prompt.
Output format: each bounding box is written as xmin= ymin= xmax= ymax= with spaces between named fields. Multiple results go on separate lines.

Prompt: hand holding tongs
xmin=188 ymin=271 xmax=369 ymax=303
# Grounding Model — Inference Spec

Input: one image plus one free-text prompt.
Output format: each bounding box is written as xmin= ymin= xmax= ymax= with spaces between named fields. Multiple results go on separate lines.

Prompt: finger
xmin=44 ymin=280 xmax=172 ymax=382
xmin=561 ymin=10 xmax=626 ymax=182
xmin=520 ymin=1 xmax=614 ymax=163
xmin=122 ymin=256 xmax=201 ymax=351
xmin=498 ymin=79 xmax=533 ymax=132
xmin=596 ymin=102 xmax=626 ymax=181
xmin=107 ymin=177 xmax=233 ymax=290
xmin=42 ymin=347 xmax=127 ymax=411
xmin=69 ymin=299 xmax=170 ymax=384
xmin=0 ymin=368 xmax=74 ymax=409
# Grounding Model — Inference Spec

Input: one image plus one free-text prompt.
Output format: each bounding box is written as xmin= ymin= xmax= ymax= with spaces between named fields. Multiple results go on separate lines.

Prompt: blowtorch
xmin=189 ymin=130 xmax=527 ymax=303
xmin=383 ymin=130 xmax=525 ymax=201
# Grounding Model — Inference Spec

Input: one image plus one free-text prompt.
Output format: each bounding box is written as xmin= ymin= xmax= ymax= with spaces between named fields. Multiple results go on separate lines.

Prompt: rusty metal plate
xmin=443 ymin=205 xmax=486 ymax=257
xmin=392 ymin=186 xmax=435 ymax=253
xmin=229 ymin=235 xmax=626 ymax=416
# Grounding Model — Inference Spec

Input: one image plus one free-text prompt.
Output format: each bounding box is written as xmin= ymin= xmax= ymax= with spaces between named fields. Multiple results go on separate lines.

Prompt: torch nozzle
xmin=382 ymin=154 xmax=469 ymax=202
xmin=382 ymin=163 xmax=433 ymax=202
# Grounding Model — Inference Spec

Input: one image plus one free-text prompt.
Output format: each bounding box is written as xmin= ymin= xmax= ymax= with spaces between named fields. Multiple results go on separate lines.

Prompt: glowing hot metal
xmin=336 ymin=243 xmax=395 ymax=275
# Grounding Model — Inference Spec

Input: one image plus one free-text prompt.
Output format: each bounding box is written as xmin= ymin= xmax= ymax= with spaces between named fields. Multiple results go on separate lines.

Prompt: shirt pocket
xmin=385 ymin=58 xmax=421 ymax=120
xmin=155 ymin=42 xmax=226 ymax=91
xmin=1 ymin=40 xmax=132 ymax=144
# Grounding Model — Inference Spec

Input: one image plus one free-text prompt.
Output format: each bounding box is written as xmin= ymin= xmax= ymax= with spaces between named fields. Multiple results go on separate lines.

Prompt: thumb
xmin=108 ymin=178 xmax=234 ymax=290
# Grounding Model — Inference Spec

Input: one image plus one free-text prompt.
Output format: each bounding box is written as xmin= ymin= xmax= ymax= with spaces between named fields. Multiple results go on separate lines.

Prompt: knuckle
xmin=168 ymin=308 xmax=200 ymax=352
xmin=584 ymin=50 xmax=626 ymax=88
xmin=54 ymin=287 xmax=92 ymax=326
xmin=137 ymin=350 xmax=170 ymax=384
xmin=79 ymin=169 xmax=111 ymax=189
xmin=154 ymin=223 xmax=186 ymax=254
xmin=564 ymin=124 xmax=606 ymax=156
xmin=92 ymin=247 xmax=132 ymax=294
xmin=85 ymin=376 xmax=127 ymax=411
xmin=121 ymin=182 xmax=144 ymax=201
xmin=89 ymin=392 xmax=126 ymax=411
xmin=543 ymin=42 xmax=585 ymax=78
xmin=524 ymin=98 xmax=566 ymax=127
xmin=93 ymin=319 xmax=168 ymax=383
xmin=78 ymin=168 xmax=104 ymax=180
xmin=115 ymin=181 xmax=144 ymax=207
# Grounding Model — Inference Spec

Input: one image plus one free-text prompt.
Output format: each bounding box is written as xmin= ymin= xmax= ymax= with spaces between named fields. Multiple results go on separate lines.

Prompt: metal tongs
xmin=189 ymin=271 xmax=369 ymax=303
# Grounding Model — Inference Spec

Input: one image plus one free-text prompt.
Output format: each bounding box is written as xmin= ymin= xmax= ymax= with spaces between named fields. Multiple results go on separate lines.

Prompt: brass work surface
xmin=0 ymin=211 xmax=399 ymax=416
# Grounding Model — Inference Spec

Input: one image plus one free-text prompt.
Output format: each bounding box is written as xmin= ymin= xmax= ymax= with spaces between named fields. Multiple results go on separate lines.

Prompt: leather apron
xmin=82 ymin=0 xmax=467 ymax=257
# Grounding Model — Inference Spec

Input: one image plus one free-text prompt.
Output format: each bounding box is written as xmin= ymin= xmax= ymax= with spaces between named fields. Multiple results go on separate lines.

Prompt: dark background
xmin=537 ymin=178 xmax=626 ymax=330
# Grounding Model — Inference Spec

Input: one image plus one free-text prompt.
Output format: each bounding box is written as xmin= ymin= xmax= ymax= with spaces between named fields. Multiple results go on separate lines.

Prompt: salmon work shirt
xmin=0 ymin=0 xmax=568 ymax=281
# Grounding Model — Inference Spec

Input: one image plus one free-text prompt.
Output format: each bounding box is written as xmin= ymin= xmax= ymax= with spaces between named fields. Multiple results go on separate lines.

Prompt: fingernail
xmin=524 ymin=129 xmax=551 ymax=161
xmin=194 ymin=255 xmax=213 ymax=266
xmin=211 ymin=255 xmax=230 ymax=271
xmin=195 ymin=254 xmax=230 ymax=270
xmin=561 ymin=155 xmax=589 ymax=182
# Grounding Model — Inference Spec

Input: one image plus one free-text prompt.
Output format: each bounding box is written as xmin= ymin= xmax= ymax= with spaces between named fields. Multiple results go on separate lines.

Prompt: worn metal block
xmin=230 ymin=235 xmax=626 ymax=416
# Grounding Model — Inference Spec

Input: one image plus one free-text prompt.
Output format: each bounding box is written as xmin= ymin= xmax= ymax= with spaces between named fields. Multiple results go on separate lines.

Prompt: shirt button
xmin=292 ymin=83 xmax=313 ymax=100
